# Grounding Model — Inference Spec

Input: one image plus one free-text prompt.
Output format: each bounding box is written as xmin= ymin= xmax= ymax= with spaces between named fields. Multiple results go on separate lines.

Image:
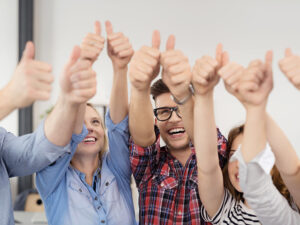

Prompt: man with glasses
xmin=128 ymin=31 xmax=227 ymax=224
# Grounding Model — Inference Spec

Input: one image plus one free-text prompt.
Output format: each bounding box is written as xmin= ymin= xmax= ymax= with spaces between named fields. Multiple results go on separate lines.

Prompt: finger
xmin=65 ymin=46 xmax=81 ymax=70
xmin=248 ymin=59 xmax=263 ymax=68
xmin=30 ymin=70 xmax=54 ymax=84
xmin=94 ymin=21 xmax=101 ymax=35
xmin=72 ymin=79 xmax=95 ymax=89
xmin=30 ymin=61 xmax=52 ymax=72
xmin=69 ymin=59 xmax=91 ymax=74
xmin=216 ymin=43 xmax=223 ymax=67
xmin=285 ymin=48 xmax=293 ymax=57
xmin=113 ymin=43 xmax=132 ymax=54
xmin=32 ymin=90 xmax=51 ymax=101
xmin=222 ymin=51 xmax=230 ymax=66
xmin=152 ymin=30 xmax=161 ymax=49
xmin=118 ymin=48 xmax=134 ymax=58
xmin=21 ymin=41 xmax=35 ymax=61
xmin=265 ymin=50 xmax=273 ymax=76
xmin=105 ymin=20 xmax=113 ymax=35
xmin=70 ymin=70 xmax=96 ymax=82
xmin=166 ymin=35 xmax=175 ymax=51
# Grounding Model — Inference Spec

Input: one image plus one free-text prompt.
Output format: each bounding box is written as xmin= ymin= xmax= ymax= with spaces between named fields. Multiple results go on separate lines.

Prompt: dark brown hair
xmin=150 ymin=79 xmax=170 ymax=101
xmin=224 ymin=124 xmax=293 ymax=206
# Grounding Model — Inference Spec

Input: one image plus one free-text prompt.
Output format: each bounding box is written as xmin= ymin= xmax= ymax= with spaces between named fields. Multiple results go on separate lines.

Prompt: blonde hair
xmin=86 ymin=103 xmax=108 ymax=167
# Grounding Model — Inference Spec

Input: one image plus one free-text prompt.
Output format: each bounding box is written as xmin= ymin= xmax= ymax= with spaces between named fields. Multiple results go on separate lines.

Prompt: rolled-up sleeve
xmin=235 ymin=145 xmax=300 ymax=225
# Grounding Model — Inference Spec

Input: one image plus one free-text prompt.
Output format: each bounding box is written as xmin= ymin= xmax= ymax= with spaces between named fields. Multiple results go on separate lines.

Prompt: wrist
xmin=0 ymin=84 xmax=16 ymax=111
xmin=113 ymin=64 xmax=128 ymax=72
xmin=171 ymin=84 xmax=194 ymax=105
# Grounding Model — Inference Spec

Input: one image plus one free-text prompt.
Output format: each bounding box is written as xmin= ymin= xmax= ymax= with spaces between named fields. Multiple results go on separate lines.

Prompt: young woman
xmin=193 ymin=47 xmax=300 ymax=224
xmin=36 ymin=21 xmax=136 ymax=225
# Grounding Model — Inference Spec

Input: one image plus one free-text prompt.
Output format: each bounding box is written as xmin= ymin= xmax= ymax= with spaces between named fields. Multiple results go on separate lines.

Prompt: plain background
xmin=2 ymin=0 xmax=300 ymax=209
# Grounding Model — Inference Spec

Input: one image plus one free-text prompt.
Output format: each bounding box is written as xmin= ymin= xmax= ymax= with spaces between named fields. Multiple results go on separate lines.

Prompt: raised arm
xmin=160 ymin=35 xmax=194 ymax=142
xmin=193 ymin=44 xmax=226 ymax=217
xmin=106 ymin=21 xmax=134 ymax=123
xmin=128 ymin=31 xmax=160 ymax=147
xmin=0 ymin=41 xmax=53 ymax=120
xmin=44 ymin=46 xmax=97 ymax=146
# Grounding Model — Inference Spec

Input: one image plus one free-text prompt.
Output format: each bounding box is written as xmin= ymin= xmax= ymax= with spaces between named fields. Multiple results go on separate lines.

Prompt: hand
xmin=192 ymin=44 xmax=225 ymax=96
xmin=80 ymin=21 xmax=105 ymax=64
xmin=105 ymin=21 xmax=134 ymax=70
xmin=4 ymin=41 xmax=53 ymax=108
xmin=160 ymin=35 xmax=192 ymax=100
xmin=60 ymin=46 xmax=97 ymax=104
xmin=279 ymin=48 xmax=300 ymax=90
xmin=129 ymin=30 xmax=160 ymax=92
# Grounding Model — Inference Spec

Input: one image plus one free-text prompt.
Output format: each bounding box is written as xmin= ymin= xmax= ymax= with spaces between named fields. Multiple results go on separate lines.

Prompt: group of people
xmin=1 ymin=20 xmax=300 ymax=225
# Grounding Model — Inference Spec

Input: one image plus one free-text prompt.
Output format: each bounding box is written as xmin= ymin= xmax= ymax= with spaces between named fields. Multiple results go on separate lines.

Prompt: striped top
xmin=200 ymin=189 xmax=260 ymax=225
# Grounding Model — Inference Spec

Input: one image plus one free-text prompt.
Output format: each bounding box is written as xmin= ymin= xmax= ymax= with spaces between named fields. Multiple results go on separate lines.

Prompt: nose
xmin=169 ymin=109 xmax=181 ymax=123
xmin=85 ymin=122 xmax=94 ymax=133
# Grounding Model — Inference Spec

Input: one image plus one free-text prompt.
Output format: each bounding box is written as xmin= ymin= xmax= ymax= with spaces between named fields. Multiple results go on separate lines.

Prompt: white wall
xmin=0 ymin=0 xmax=19 ymax=204
xmin=34 ymin=0 xmax=300 ymax=157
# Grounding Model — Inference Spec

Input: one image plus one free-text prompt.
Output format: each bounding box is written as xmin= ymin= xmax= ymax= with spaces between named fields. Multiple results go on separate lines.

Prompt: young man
xmin=0 ymin=41 xmax=96 ymax=225
xmin=129 ymin=32 xmax=227 ymax=224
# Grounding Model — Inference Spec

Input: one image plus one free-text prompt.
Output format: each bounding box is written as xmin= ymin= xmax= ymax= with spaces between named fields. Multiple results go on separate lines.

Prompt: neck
xmin=168 ymin=146 xmax=191 ymax=166
xmin=243 ymin=199 xmax=251 ymax=209
xmin=71 ymin=153 xmax=99 ymax=186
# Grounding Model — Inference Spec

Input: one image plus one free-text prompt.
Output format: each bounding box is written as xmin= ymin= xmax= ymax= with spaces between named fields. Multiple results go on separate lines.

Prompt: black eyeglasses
xmin=153 ymin=106 xmax=182 ymax=121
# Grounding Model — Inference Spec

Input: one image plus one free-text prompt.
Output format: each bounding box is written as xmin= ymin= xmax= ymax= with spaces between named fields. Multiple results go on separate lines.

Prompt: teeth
xmin=169 ymin=128 xmax=185 ymax=134
xmin=84 ymin=137 xmax=96 ymax=142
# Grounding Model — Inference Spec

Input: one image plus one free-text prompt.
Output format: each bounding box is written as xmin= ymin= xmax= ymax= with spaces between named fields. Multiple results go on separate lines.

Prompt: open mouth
xmin=168 ymin=127 xmax=186 ymax=137
xmin=83 ymin=136 xmax=97 ymax=143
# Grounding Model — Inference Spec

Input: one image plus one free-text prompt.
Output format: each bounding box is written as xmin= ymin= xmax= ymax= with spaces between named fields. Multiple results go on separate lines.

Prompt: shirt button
xmin=94 ymin=197 xmax=98 ymax=201
xmin=105 ymin=181 xmax=109 ymax=186
xmin=178 ymin=210 xmax=182 ymax=215
xmin=101 ymin=220 xmax=105 ymax=223
xmin=97 ymin=206 xmax=101 ymax=210
xmin=79 ymin=188 xmax=82 ymax=192
xmin=160 ymin=183 xmax=164 ymax=187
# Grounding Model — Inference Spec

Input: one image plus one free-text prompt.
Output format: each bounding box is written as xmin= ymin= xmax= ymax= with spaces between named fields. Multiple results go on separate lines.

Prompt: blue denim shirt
xmin=36 ymin=110 xmax=136 ymax=225
xmin=0 ymin=121 xmax=72 ymax=225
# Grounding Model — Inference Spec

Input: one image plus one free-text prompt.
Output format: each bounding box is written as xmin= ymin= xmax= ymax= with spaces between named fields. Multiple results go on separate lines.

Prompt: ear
xmin=155 ymin=118 xmax=158 ymax=126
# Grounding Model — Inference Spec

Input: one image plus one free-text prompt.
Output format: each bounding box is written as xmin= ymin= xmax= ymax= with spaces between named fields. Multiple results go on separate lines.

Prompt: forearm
xmin=194 ymin=93 xmax=224 ymax=217
xmin=129 ymin=87 xmax=155 ymax=147
xmin=178 ymin=96 xmax=194 ymax=143
xmin=0 ymin=86 xmax=16 ymax=120
xmin=44 ymin=95 xmax=79 ymax=146
xmin=74 ymin=104 xmax=85 ymax=134
xmin=266 ymin=114 xmax=300 ymax=206
xmin=242 ymin=106 xmax=267 ymax=163
xmin=109 ymin=66 xmax=129 ymax=124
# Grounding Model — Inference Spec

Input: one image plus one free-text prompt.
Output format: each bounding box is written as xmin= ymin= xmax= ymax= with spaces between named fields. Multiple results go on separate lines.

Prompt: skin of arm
xmin=128 ymin=31 xmax=161 ymax=147
xmin=105 ymin=21 xmax=134 ymax=123
xmin=0 ymin=41 xmax=53 ymax=120
xmin=193 ymin=44 xmax=226 ymax=217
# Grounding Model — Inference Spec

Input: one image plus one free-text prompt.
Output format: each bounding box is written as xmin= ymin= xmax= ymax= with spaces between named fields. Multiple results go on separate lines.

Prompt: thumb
xmin=152 ymin=30 xmax=161 ymax=49
xmin=94 ymin=21 xmax=101 ymax=35
xmin=285 ymin=48 xmax=293 ymax=57
xmin=66 ymin=46 xmax=81 ymax=69
xmin=166 ymin=34 xmax=175 ymax=51
xmin=21 ymin=41 xmax=35 ymax=61
xmin=105 ymin=20 xmax=113 ymax=36
xmin=265 ymin=50 xmax=273 ymax=75
xmin=216 ymin=43 xmax=223 ymax=67
xmin=222 ymin=51 xmax=230 ymax=66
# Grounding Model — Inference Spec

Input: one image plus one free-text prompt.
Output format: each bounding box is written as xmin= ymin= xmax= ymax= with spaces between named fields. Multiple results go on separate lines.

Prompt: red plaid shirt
xmin=130 ymin=127 xmax=227 ymax=225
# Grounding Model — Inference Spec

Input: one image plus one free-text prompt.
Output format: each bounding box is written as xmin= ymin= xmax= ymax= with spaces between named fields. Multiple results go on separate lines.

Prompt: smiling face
xmin=155 ymin=93 xmax=190 ymax=152
xmin=75 ymin=105 xmax=105 ymax=157
xmin=227 ymin=133 xmax=243 ymax=192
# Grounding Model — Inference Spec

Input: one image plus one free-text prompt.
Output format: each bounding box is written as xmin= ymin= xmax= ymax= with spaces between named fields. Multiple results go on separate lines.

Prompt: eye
xmin=158 ymin=109 xmax=171 ymax=115
xmin=92 ymin=119 xmax=100 ymax=125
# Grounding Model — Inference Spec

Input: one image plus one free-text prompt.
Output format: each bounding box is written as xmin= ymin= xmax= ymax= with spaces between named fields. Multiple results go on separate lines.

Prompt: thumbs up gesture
xmin=192 ymin=44 xmax=225 ymax=96
xmin=105 ymin=21 xmax=134 ymax=70
xmin=4 ymin=41 xmax=54 ymax=108
xmin=60 ymin=46 xmax=97 ymax=104
xmin=129 ymin=30 xmax=161 ymax=92
xmin=160 ymin=35 xmax=192 ymax=101
xmin=279 ymin=48 xmax=300 ymax=90
xmin=80 ymin=21 xmax=105 ymax=64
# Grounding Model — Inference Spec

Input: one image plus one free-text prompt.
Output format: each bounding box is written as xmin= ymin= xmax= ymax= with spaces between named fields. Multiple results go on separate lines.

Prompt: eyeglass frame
xmin=153 ymin=106 xmax=182 ymax=121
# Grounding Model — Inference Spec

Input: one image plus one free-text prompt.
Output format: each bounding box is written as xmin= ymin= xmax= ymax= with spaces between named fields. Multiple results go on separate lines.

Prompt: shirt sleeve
xmin=217 ymin=128 xmax=228 ymax=169
xmin=1 ymin=120 xmax=72 ymax=177
xmin=105 ymin=109 xmax=131 ymax=183
xmin=129 ymin=126 xmax=160 ymax=187
xmin=236 ymin=145 xmax=300 ymax=225
xmin=200 ymin=189 xmax=233 ymax=224
xmin=36 ymin=125 xmax=88 ymax=199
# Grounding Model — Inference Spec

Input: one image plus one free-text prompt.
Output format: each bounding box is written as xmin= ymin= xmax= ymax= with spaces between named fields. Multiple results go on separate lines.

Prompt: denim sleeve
xmin=105 ymin=109 xmax=131 ymax=183
xmin=36 ymin=126 xmax=88 ymax=199
xmin=1 ymin=120 xmax=74 ymax=177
